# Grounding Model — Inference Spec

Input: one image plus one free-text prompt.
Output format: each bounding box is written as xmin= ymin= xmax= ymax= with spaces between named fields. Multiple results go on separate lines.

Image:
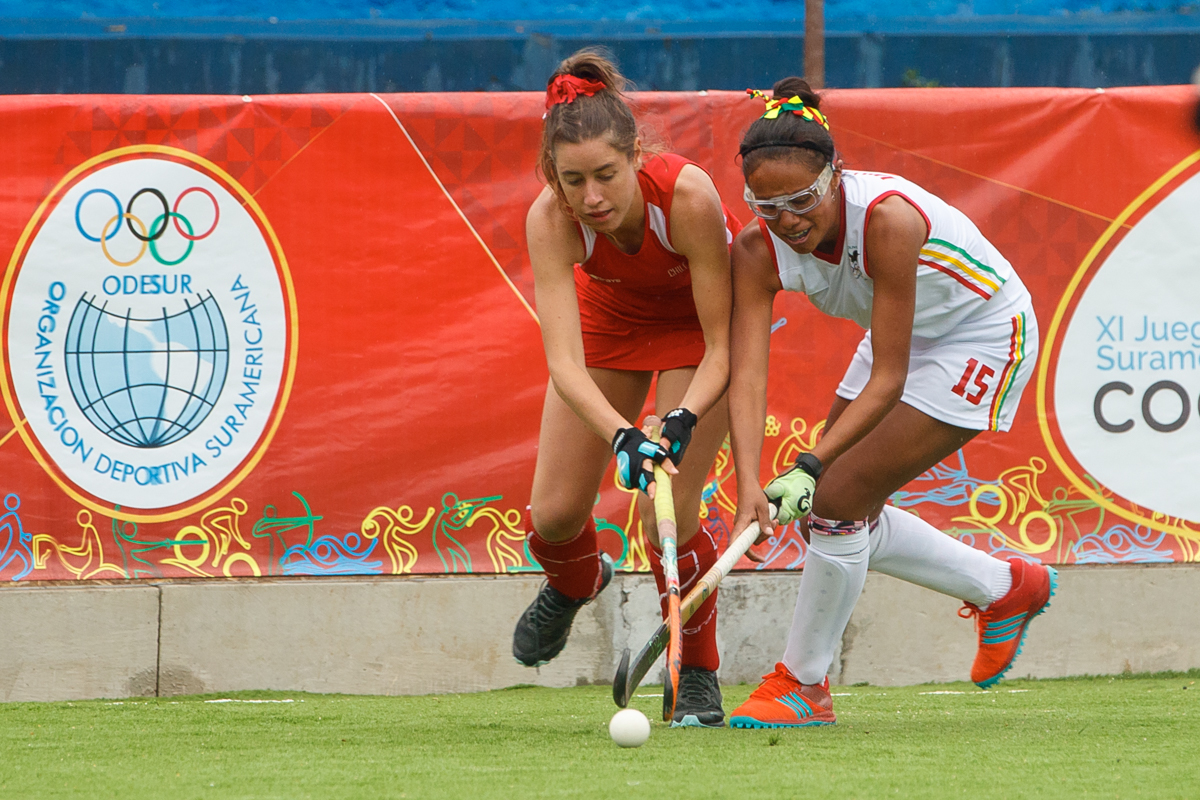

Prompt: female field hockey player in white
xmin=726 ymin=79 xmax=1056 ymax=728
xmin=510 ymin=49 xmax=742 ymax=727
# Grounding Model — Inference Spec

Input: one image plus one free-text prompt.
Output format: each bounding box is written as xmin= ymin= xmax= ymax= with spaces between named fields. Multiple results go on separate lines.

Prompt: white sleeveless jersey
xmin=762 ymin=170 xmax=1031 ymax=339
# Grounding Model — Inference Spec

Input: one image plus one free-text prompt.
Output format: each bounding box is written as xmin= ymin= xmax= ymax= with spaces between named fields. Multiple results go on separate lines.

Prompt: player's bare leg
xmin=789 ymin=400 xmax=1051 ymax=693
xmin=779 ymin=401 xmax=984 ymax=691
xmin=819 ymin=398 xmax=1058 ymax=687
xmin=514 ymin=368 xmax=653 ymax=667
xmin=812 ymin=399 xmax=978 ymax=521
xmin=813 ymin=396 xmax=1007 ymax=604
xmin=529 ymin=368 xmax=654 ymax=541
xmin=735 ymin=399 xmax=981 ymax=727
xmin=637 ymin=366 xmax=730 ymax=726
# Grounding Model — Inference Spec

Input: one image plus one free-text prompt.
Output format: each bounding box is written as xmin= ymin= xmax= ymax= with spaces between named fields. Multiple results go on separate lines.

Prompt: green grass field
xmin=3 ymin=672 xmax=1199 ymax=799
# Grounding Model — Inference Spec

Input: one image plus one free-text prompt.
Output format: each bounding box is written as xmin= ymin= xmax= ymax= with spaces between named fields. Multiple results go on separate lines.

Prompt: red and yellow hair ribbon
xmin=746 ymin=88 xmax=830 ymax=130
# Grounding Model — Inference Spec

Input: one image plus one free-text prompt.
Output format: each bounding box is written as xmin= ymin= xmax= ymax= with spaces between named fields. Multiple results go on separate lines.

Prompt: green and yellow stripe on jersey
xmin=988 ymin=313 xmax=1030 ymax=431
xmin=918 ymin=239 xmax=1007 ymax=300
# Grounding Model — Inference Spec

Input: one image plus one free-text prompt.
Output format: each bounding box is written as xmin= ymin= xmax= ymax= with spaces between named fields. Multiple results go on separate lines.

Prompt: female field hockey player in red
xmin=510 ymin=50 xmax=742 ymax=727
xmin=726 ymin=79 xmax=1057 ymax=728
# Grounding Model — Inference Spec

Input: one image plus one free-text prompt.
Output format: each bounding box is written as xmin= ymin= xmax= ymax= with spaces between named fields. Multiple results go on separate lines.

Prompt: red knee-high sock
xmin=649 ymin=526 xmax=720 ymax=671
xmin=526 ymin=509 xmax=602 ymax=602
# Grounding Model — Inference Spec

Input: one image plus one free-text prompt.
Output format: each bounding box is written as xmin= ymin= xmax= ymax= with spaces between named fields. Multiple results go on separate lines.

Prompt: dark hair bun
xmin=739 ymin=75 xmax=835 ymax=178
xmin=772 ymin=77 xmax=820 ymax=109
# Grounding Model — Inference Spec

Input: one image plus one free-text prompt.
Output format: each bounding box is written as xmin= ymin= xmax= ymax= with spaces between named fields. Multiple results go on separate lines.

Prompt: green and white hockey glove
xmin=764 ymin=453 xmax=823 ymax=526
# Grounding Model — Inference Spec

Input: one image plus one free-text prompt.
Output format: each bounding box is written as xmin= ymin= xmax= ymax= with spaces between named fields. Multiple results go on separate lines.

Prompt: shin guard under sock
xmin=649 ymin=526 xmax=720 ymax=671
xmin=782 ymin=516 xmax=870 ymax=686
xmin=869 ymin=505 xmax=1012 ymax=608
xmin=526 ymin=509 xmax=602 ymax=602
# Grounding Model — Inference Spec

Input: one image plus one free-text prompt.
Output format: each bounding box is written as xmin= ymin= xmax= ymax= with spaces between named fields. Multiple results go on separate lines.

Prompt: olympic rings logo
xmin=74 ymin=187 xmax=221 ymax=267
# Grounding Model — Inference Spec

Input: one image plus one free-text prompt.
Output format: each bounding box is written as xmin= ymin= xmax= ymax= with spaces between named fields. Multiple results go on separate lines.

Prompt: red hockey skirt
xmin=576 ymin=273 xmax=706 ymax=372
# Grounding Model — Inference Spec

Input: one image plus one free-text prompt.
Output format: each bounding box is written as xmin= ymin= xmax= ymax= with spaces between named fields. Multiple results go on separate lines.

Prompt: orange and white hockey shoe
xmin=960 ymin=557 xmax=1058 ymax=689
xmin=729 ymin=663 xmax=836 ymax=728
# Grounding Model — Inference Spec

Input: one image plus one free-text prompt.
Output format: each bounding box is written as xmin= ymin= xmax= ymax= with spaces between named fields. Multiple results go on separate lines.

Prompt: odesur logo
xmin=1 ymin=147 xmax=296 ymax=521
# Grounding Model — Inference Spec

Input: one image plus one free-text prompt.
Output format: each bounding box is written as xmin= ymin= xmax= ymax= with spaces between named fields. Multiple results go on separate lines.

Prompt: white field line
xmin=918 ymin=689 xmax=1030 ymax=695
xmin=205 ymin=698 xmax=296 ymax=704
xmin=105 ymin=699 xmax=301 ymax=705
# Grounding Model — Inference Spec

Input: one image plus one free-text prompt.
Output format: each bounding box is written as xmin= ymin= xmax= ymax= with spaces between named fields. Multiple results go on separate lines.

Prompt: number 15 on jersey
xmin=952 ymin=358 xmax=994 ymax=406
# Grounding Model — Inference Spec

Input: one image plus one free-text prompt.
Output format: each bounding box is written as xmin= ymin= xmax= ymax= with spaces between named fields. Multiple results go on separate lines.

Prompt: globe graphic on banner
xmin=63 ymin=293 xmax=230 ymax=449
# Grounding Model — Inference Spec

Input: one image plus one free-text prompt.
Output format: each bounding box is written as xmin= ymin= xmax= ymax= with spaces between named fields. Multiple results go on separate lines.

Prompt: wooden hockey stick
xmin=650 ymin=452 xmax=683 ymax=722
xmin=612 ymin=503 xmax=776 ymax=709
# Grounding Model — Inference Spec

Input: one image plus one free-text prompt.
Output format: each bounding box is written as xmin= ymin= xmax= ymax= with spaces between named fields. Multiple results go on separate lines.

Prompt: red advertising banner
xmin=1 ymin=87 xmax=1197 ymax=582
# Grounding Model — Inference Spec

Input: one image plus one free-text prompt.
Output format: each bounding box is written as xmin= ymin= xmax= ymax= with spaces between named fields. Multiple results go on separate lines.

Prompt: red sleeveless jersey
xmin=573 ymin=153 xmax=742 ymax=371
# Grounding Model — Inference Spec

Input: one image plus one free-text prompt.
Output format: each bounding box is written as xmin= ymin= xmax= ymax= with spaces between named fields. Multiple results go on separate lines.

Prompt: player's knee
xmin=671 ymin=509 xmax=702 ymax=545
xmin=529 ymin=502 xmax=592 ymax=542
xmin=811 ymin=462 xmax=879 ymax=521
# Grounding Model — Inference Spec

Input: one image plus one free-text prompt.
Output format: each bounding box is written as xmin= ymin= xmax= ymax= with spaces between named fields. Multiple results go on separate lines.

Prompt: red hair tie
xmin=545 ymin=74 xmax=607 ymax=109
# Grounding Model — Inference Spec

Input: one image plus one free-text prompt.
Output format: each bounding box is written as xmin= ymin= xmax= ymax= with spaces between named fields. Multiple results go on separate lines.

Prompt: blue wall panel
xmin=0 ymin=16 xmax=1197 ymax=92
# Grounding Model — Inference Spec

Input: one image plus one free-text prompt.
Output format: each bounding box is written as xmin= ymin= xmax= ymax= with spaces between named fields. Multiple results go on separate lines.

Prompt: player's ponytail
xmin=538 ymin=48 xmax=639 ymax=206
xmin=739 ymin=76 xmax=837 ymax=179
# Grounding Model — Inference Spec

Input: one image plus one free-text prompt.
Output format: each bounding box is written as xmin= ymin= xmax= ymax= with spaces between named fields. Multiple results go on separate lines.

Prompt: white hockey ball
xmin=609 ymin=708 xmax=651 ymax=748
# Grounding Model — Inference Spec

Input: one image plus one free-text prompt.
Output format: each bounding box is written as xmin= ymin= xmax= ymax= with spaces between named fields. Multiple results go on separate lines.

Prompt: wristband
xmin=794 ymin=452 xmax=823 ymax=480
xmin=660 ymin=407 xmax=698 ymax=467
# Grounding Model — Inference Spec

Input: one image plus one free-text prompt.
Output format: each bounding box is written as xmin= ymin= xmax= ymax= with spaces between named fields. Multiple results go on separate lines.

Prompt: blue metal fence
xmin=0 ymin=14 xmax=1197 ymax=92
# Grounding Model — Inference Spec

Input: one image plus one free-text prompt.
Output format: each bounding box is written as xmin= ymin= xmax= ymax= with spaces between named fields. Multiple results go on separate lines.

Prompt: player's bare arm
xmin=668 ymin=163 xmax=733 ymax=421
xmin=526 ymin=188 xmax=633 ymax=443
xmin=728 ymin=223 xmax=785 ymax=540
xmin=808 ymin=195 xmax=924 ymax=468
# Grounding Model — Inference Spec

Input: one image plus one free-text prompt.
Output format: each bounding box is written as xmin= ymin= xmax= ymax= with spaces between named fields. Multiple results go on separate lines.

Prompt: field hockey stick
xmin=644 ymin=417 xmax=684 ymax=722
xmin=612 ymin=502 xmax=777 ymax=709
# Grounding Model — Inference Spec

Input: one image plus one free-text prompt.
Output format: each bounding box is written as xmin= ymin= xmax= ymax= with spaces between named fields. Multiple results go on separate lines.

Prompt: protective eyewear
xmin=743 ymin=163 xmax=835 ymax=219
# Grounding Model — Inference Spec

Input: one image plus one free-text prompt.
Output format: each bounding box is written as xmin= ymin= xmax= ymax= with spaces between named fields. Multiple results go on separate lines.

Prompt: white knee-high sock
xmin=782 ymin=519 xmax=870 ymax=686
xmin=869 ymin=504 xmax=1012 ymax=608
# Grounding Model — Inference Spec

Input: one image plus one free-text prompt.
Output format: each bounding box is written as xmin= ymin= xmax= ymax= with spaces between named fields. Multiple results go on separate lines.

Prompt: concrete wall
xmin=0 ymin=585 xmax=159 ymax=701
xmin=2 ymin=564 xmax=1198 ymax=701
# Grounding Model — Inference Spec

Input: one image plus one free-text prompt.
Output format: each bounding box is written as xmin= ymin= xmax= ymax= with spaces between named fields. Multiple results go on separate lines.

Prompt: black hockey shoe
xmin=670 ymin=666 xmax=725 ymax=727
xmin=512 ymin=553 xmax=614 ymax=667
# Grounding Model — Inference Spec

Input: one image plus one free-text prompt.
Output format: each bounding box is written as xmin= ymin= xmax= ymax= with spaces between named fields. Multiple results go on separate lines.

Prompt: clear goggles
xmin=743 ymin=163 xmax=835 ymax=219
